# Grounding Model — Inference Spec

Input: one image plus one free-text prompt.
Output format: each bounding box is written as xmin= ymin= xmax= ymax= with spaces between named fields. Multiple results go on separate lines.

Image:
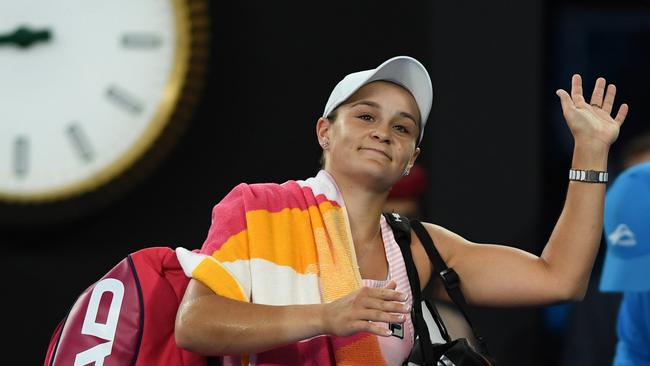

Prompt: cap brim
xmin=599 ymin=249 xmax=650 ymax=292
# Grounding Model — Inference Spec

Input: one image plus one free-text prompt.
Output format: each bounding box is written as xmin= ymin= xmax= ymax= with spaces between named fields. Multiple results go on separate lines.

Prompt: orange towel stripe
xmin=212 ymin=203 xmax=342 ymax=275
xmin=193 ymin=257 xmax=248 ymax=301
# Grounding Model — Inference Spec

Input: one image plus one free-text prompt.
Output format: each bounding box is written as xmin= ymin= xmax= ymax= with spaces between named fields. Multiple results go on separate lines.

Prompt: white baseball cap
xmin=322 ymin=56 xmax=433 ymax=144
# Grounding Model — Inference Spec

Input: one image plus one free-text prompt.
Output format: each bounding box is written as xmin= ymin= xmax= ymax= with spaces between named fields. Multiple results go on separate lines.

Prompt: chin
xmin=349 ymin=164 xmax=399 ymax=191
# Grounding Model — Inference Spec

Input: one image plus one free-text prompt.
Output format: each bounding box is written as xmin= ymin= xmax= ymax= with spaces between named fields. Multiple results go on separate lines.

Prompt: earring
xmin=321 ymin=139 xmax=329 ymax=149
xmin=402 ymin=169 xmax=410 ymax=176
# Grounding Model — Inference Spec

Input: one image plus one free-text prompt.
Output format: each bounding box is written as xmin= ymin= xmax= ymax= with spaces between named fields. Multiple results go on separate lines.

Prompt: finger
xmin=589 ymin=77 xmax=606 ymax=108
xmin=360 ymin=309 xmax=407 ymax=324
xmin=555 ymin=89 xmax=574 ymax=114
xmin=362 ymin=296 xmax=411 ymax=314
xmin=570 ymin=74 xmax=585 ymax=104
xmin=601 ymin=84 xmax=617 ymax=114
xmin=370 ymin=286 xmax=408 ymax=302
xmin=614 ymin=103 xmax=629 ymax=125
xmin=354 ymin=320 xmax=394 ymax=337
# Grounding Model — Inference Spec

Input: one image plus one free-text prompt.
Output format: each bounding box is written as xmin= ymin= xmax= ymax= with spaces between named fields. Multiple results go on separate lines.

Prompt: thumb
xmin=555 ymin=89 xmax=574 ymax=114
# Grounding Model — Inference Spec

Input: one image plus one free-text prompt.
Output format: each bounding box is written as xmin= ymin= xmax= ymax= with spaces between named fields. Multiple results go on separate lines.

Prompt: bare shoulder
xmin=409 ymin=221 xmax=470 ymax=290
xmin=417 ymin=222 xmax=470 ymax=262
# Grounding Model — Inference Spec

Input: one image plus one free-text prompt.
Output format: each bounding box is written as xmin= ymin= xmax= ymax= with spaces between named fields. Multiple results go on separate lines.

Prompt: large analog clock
xmin=0 ymin=0 xmax=209 ymax=226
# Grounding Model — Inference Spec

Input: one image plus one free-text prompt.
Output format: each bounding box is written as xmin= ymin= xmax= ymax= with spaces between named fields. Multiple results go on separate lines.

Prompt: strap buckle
xmin=439 ymin=268 xmax=459 ymax=289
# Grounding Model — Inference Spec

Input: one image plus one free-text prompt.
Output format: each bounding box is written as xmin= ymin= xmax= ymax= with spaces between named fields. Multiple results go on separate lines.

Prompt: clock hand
xmin=0 ymin=26 xmax=52 ymax=49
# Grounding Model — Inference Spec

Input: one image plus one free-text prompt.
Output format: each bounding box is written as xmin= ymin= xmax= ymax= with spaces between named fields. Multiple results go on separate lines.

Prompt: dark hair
xmin=621 ymin=131 xmax=650 ymax=168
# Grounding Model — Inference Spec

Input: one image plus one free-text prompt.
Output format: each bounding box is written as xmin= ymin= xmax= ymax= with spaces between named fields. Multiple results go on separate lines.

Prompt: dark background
xmin=5 ymin=1 xmax=650 ymax=365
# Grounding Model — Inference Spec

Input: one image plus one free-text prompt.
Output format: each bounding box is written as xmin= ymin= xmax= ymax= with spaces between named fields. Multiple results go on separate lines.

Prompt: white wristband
xmin=569 ymin=169 xmax=608 ymax=183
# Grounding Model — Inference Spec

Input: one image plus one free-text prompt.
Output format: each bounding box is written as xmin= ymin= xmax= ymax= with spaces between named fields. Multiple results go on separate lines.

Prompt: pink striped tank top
xmin=361 ymin=214 xmax=415 ymax=365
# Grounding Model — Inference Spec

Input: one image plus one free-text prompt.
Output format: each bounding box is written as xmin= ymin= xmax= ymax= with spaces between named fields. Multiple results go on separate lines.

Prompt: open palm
xmin=556 ymin=74 xmax=629 ymax=149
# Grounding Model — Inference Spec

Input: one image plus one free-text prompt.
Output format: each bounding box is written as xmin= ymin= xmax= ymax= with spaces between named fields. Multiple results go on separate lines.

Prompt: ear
xmin=316 ymin=117 xmax=331 ymax=144
xmin=407 ymin=147 xmax=421 ymax=171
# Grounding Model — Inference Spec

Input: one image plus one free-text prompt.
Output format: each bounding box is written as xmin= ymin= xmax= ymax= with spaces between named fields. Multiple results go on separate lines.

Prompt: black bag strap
xmin=423 ymin=297 xmax=452 ymax=343
xmin=382 ymin=213 xmax=435 ymax=365
xmin=409 ymin=219 xmax=491 ymax=356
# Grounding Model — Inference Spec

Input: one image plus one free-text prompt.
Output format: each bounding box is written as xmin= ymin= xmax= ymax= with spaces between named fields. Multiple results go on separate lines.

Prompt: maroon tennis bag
xmin=43 ymin=246 xmax=213 ymax=366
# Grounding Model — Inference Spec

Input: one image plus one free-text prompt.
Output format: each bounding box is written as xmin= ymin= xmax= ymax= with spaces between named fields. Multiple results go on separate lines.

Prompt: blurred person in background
xmin=599 ymin=161 xmax=650 ymax=365
xmin=619 ymin=132 xmax=650 ymax=169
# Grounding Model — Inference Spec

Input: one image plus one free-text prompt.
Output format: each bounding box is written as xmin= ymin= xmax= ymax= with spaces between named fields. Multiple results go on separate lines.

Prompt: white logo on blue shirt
xmin=608 ymin=224 xmax=637 ymax=247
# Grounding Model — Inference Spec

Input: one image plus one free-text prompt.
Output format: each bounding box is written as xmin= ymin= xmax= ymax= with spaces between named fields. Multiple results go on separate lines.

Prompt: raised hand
xmin=556 ymin=74 xmax=629 ymax=149
xmin=322 ymin=280 xmax=410 ymax=337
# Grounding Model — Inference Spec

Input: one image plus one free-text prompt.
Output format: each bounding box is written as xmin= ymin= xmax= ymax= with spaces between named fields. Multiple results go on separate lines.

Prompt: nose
xmin=371 ymin=124 xmax=391 ymax=144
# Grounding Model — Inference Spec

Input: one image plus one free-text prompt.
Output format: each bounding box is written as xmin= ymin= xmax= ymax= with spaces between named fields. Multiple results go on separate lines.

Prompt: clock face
xmin=0 ymin=0 xmax=195 ymax=202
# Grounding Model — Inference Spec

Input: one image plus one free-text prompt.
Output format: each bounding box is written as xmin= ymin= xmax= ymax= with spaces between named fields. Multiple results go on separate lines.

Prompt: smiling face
xmin=317 ymin=80 xmax=421 ymax=192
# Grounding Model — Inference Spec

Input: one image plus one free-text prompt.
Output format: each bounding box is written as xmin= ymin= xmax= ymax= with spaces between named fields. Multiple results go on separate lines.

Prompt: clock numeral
xmin=13 ymin=136 xmax=29 ymax=178
xmin=66 ymin=123 xmax=94 ymax=163
xmin=121 ymin=33 xmax=162 ymax=49
xmin=106 ymin=85 xmax=143 ymax=115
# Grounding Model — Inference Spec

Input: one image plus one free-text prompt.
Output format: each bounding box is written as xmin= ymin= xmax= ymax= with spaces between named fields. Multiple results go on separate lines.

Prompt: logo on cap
xmin=608 ymin=224 xmax=637 ymax=247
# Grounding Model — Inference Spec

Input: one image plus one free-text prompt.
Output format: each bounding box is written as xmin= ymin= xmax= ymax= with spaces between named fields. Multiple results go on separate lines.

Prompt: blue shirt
xmin=614 ymin=292 xmax=650 ymax=365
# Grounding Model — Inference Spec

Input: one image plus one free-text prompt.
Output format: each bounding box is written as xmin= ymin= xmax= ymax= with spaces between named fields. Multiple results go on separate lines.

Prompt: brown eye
xmin=358 ymin=114 xmax=373 ymax=121
xmin=394 ymin=125 xmax=409 ymax=134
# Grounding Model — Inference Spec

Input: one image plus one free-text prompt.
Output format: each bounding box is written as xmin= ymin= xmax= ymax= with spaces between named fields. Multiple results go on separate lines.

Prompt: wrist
xmin=273 ymin=303 xmax=328 ymax=344
xmin=572 ymin=142 xmax=609 ymax=171
xmin=316 ymin=303 xmax=330 ymax=336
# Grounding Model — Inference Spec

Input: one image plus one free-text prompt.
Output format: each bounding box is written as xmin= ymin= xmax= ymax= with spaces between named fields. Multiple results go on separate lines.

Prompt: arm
xmin=174 ymin=278 xmax=410 ymax=356
xmin=413 ymin=75 xmax=628 ymax=306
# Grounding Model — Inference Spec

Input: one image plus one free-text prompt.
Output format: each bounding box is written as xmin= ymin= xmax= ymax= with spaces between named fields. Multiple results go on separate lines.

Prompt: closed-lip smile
xmin=359 ymin=147 xmax=392 ymax=161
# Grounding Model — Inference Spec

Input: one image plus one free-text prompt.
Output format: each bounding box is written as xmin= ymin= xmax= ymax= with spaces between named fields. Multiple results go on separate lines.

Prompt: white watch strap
xmin=569 ymin=169 xmax=608 ymax=183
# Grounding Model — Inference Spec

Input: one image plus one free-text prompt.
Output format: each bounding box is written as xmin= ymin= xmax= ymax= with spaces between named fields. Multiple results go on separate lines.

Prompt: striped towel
xmin=176 ymin=170 xmax=388 ymax=365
